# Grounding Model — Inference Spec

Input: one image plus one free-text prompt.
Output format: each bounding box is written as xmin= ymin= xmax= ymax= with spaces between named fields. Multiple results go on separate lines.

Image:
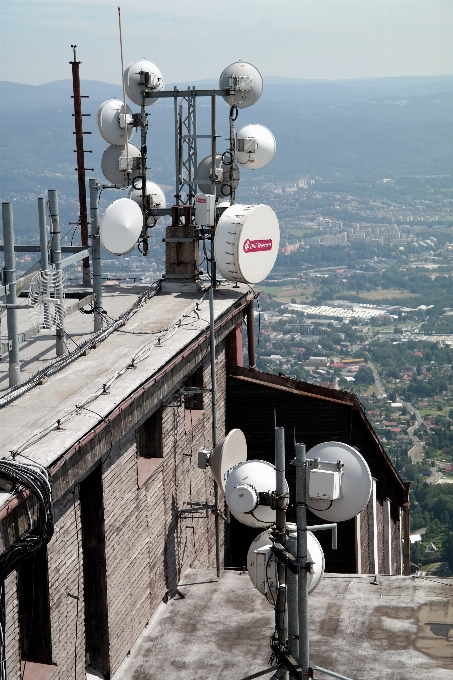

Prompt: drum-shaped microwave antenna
xmin=247 ymin=528 xmax=324 ymax=598
xmin=306 ymin=442 xmax=372 ymax=522
xmin=225 ymin=460 xmax=288 ymax=528
xmin=208 ymin=429 xmax=248 ymax=493
xmin=214 ymin=204 xmax=280 ymax=284
xmin=219 ymin=62 xmax=263 ymax=109
xmin=128 ymin=180 xmax=166 ymax=225
xmin=99 ymin=198 xmax=142 ymax=255
xmin=196 ymin=154 xmax=240 ymax=198
xmin=101 ymin=143 xmax=141 ymax=186
xmin=97 ymin=99 xmax=135 ymax=146
xmin=236 ymin=124 xmax=276 ymax=170
xmin=124 ymin=59 xmax=164 ymax=106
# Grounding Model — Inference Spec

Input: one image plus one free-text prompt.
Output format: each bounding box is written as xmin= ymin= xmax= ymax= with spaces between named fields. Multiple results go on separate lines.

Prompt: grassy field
xmin=262 ymin=283 xmax=316 ymax=303
xmin=358 ymin=289 xmax=418 ymax=301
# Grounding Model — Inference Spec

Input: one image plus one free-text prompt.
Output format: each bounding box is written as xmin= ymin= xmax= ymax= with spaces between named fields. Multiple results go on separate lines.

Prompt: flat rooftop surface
xmin=111 ymin=569 xmax=453 ymax=680
xmin=0 ymin=282 xmax=249 ymax=472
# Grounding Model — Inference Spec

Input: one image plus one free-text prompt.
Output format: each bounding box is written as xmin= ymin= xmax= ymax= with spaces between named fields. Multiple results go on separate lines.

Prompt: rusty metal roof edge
xmin=228 ymin=367 xmax=406 ymax=492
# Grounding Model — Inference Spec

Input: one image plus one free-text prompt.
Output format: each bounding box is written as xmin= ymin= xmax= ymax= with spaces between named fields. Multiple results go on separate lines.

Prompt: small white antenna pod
xmin=199 ymin=428 xmax=248 ymax=493
xmin=128 ymin=180 xmax=166 ymax=225
xmin=225 ymin=460 xmax=288 ymax=528
xmin=101 ymin=143 xmax=141 ymax=186
xmin=97 ymin=99 xmax=135 ymax=146
xmin=214 ymin=204 xmax=280 ymax=284
xmin=196 ymin=154 xmax=240 ymax=197
xmin=219 ymin=62 xmax=263 ymax=109
xmin=236 ymin=124 xmax=276 ymax=170
xmin=305 ymin=442 xmax=372 ymax=522
xmin=124 ymin=59 xmax=164 ymax=106
xmin=99 ymin=198 xmax=142 ymax=255
xmin=247 ymin=528 xmax=324 ymax=598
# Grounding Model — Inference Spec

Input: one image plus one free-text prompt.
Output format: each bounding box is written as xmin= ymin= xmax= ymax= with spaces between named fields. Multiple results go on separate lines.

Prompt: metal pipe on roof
xmin=89 ymin=179 xmax=103 ymax=332
xmin=209 ymin=283 xmax=221 ymax=578
xmin=48 ymin=190 xmax=67 ymax=357
xmin=38 ymin=197 xmax=51 ymax=329
xmin=246 ymin=299 xmax=256 ymax=370
xmin=2 ymin=202 xmax=21 ymax=386
xmin=295 ymin=441 xmax=309 ymax=673
xmin=274 ymin=426 xmax=288 ymax=679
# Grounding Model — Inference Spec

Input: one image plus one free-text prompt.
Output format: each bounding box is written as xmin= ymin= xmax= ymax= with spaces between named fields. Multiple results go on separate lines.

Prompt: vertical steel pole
xmin=295 ymin=442 xmax=309 ymax=672
xmin=140 ymin=93 xmax=148 ymax=255
xmin=2 ymin=202 xmax=20 ymax=386
xmin=209 ymin=284 xmax=221 ymax=577
xmin=89 ymin=179 xmax=103 ymax=333
xmin=275 ymin=427 xmax=288 ymax=680
xmin=48 ymin=190 xmax=67 ymax=357
xmin=38 ymin=197 xmax=50 ymax=328
xmin=211 ymin=95 xmax=217 ymax=288
xmin=286 ymin=532 xmax=299 ymax=661
xmin=174 ymin=87 xmax=179 ymax=205
xmin=229 ymin=95 xmax=236 ymax=205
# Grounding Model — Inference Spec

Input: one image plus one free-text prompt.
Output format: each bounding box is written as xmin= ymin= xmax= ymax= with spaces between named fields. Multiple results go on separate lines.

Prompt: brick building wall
xmin=1 ymin=335 xmax=230 ymax=679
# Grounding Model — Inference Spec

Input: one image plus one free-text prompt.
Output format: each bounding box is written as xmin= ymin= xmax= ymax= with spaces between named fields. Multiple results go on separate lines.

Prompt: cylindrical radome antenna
xmin=118 ymin=7 xmax=130 ymax=182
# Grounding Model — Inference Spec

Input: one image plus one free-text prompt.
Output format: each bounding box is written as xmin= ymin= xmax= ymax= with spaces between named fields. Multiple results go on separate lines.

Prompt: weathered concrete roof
xmin=0 ymin=283 xmax=250 ymax=472
xmin=111 ymin=569 xmax=453 ymax=680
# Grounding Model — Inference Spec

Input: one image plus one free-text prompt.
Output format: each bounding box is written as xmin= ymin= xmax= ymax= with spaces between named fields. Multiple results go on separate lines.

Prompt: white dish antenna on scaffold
xmin=97 ymin=99 xmax=135 ymax=146
xmin=305 ymin=441 xmax=372 ymax=522
xmin=225 ymin=459 xmax=288 ymax=528
xmin=101 ymin=143 xmax=142 ymax=186
xmin=202 ymin=428 xmax=248 ymax=493
xmin=214 ymin=204 xmax=280 ymax=284
xmin=219 ymin=62 xmax=263 ymax=109
xmin=128 ymin=180 xmax=166 ymax=225
xmin=236 ymin=124 xmax=276 ymax=170
xmin=124 ymin=59 xmax=164 ymax=106
xmin=99 ymin=198 xmax=142 ymax=255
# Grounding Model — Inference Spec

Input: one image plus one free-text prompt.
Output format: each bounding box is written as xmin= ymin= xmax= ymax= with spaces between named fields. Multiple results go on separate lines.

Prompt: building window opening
xmin=136 ymin=406 xmax=163 ymax=487
xmin=17 ymin=546 xmax=53 ymax=669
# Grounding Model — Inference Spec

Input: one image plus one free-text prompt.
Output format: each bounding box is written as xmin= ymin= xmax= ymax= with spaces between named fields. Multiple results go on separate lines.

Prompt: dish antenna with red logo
xmin=214 ymin=204 xmax=280 ymax=284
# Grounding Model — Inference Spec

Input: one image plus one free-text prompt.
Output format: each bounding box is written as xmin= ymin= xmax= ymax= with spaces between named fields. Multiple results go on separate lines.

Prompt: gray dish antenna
xmin=236 ymin=124 xmax=276 ymax=170
xmin=306 ymin=441 xmax=372 ymax=522
xmin=247 ymin=528 xmax=324 ymax=598
xmin=101 ymin=143 xmax=141 ymax=186
xmin=124 ymin=59 xmax=164 ymax=106
xmin=205 ymin=428 xmax=247 ymax=493
xmin=99 ymin=198 xmax=142 ymax=255
xmin=196 ymin=154 xmax=240 ymax=197
xmin=219 ymin=61 xmax=263 ymax=109
xmin=97 ymin=99 xmax=135 ymax=146
xmin=128 ymin=180 xmax=166 ymax=225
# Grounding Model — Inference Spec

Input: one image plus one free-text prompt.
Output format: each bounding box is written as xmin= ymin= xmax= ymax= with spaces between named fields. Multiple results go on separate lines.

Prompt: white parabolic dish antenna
xmin=247 ymin=528 xmax=324 ymax=597
xmin=101 ymin=143 xmax=141 ymax=186
xmin=99 ymin=198 xmax=142 ymax=256
xmin=214 ymin=204 xmax=280 ymax=284
xmin=196 ymin=154 xmax=240 ymax=197
xmin=97 ymin=99 xmax=135 ymax=146
xmin=225 ymin=460 xmax=288 ymax=528
xmin=128 ymin=180 xmax=166 ymax=225
xmin=209 ymin=429 xmax=248 ymax=493
xmin=219 ymin=62 xmax=263 ymax=109
xmin=236 ymin=124 xmax=276 ymax=170
xmin=306 ymin=442 xmax=372 ymax=522
xmin=124 ymin=59 xmax=164 ymax=106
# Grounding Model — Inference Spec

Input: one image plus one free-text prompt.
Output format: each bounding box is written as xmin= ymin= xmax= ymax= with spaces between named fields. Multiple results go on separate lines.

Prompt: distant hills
xmin=1 ymin=74 xmax=453 ymax=239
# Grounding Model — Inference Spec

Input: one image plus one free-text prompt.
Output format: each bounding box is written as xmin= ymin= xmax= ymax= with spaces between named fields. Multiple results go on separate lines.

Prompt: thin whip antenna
xmin=118 ymin=6 xmax=130 ymax=181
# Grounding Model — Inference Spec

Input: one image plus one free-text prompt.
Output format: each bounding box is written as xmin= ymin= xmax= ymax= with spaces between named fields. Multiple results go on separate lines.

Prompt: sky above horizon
xmin=1 ymin=1 xmax=452 ymax=86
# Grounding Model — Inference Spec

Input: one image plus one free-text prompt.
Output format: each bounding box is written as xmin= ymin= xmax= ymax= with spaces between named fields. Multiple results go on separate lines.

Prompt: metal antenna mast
xmin=70 ymin=44 xmax=91 ymax=286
